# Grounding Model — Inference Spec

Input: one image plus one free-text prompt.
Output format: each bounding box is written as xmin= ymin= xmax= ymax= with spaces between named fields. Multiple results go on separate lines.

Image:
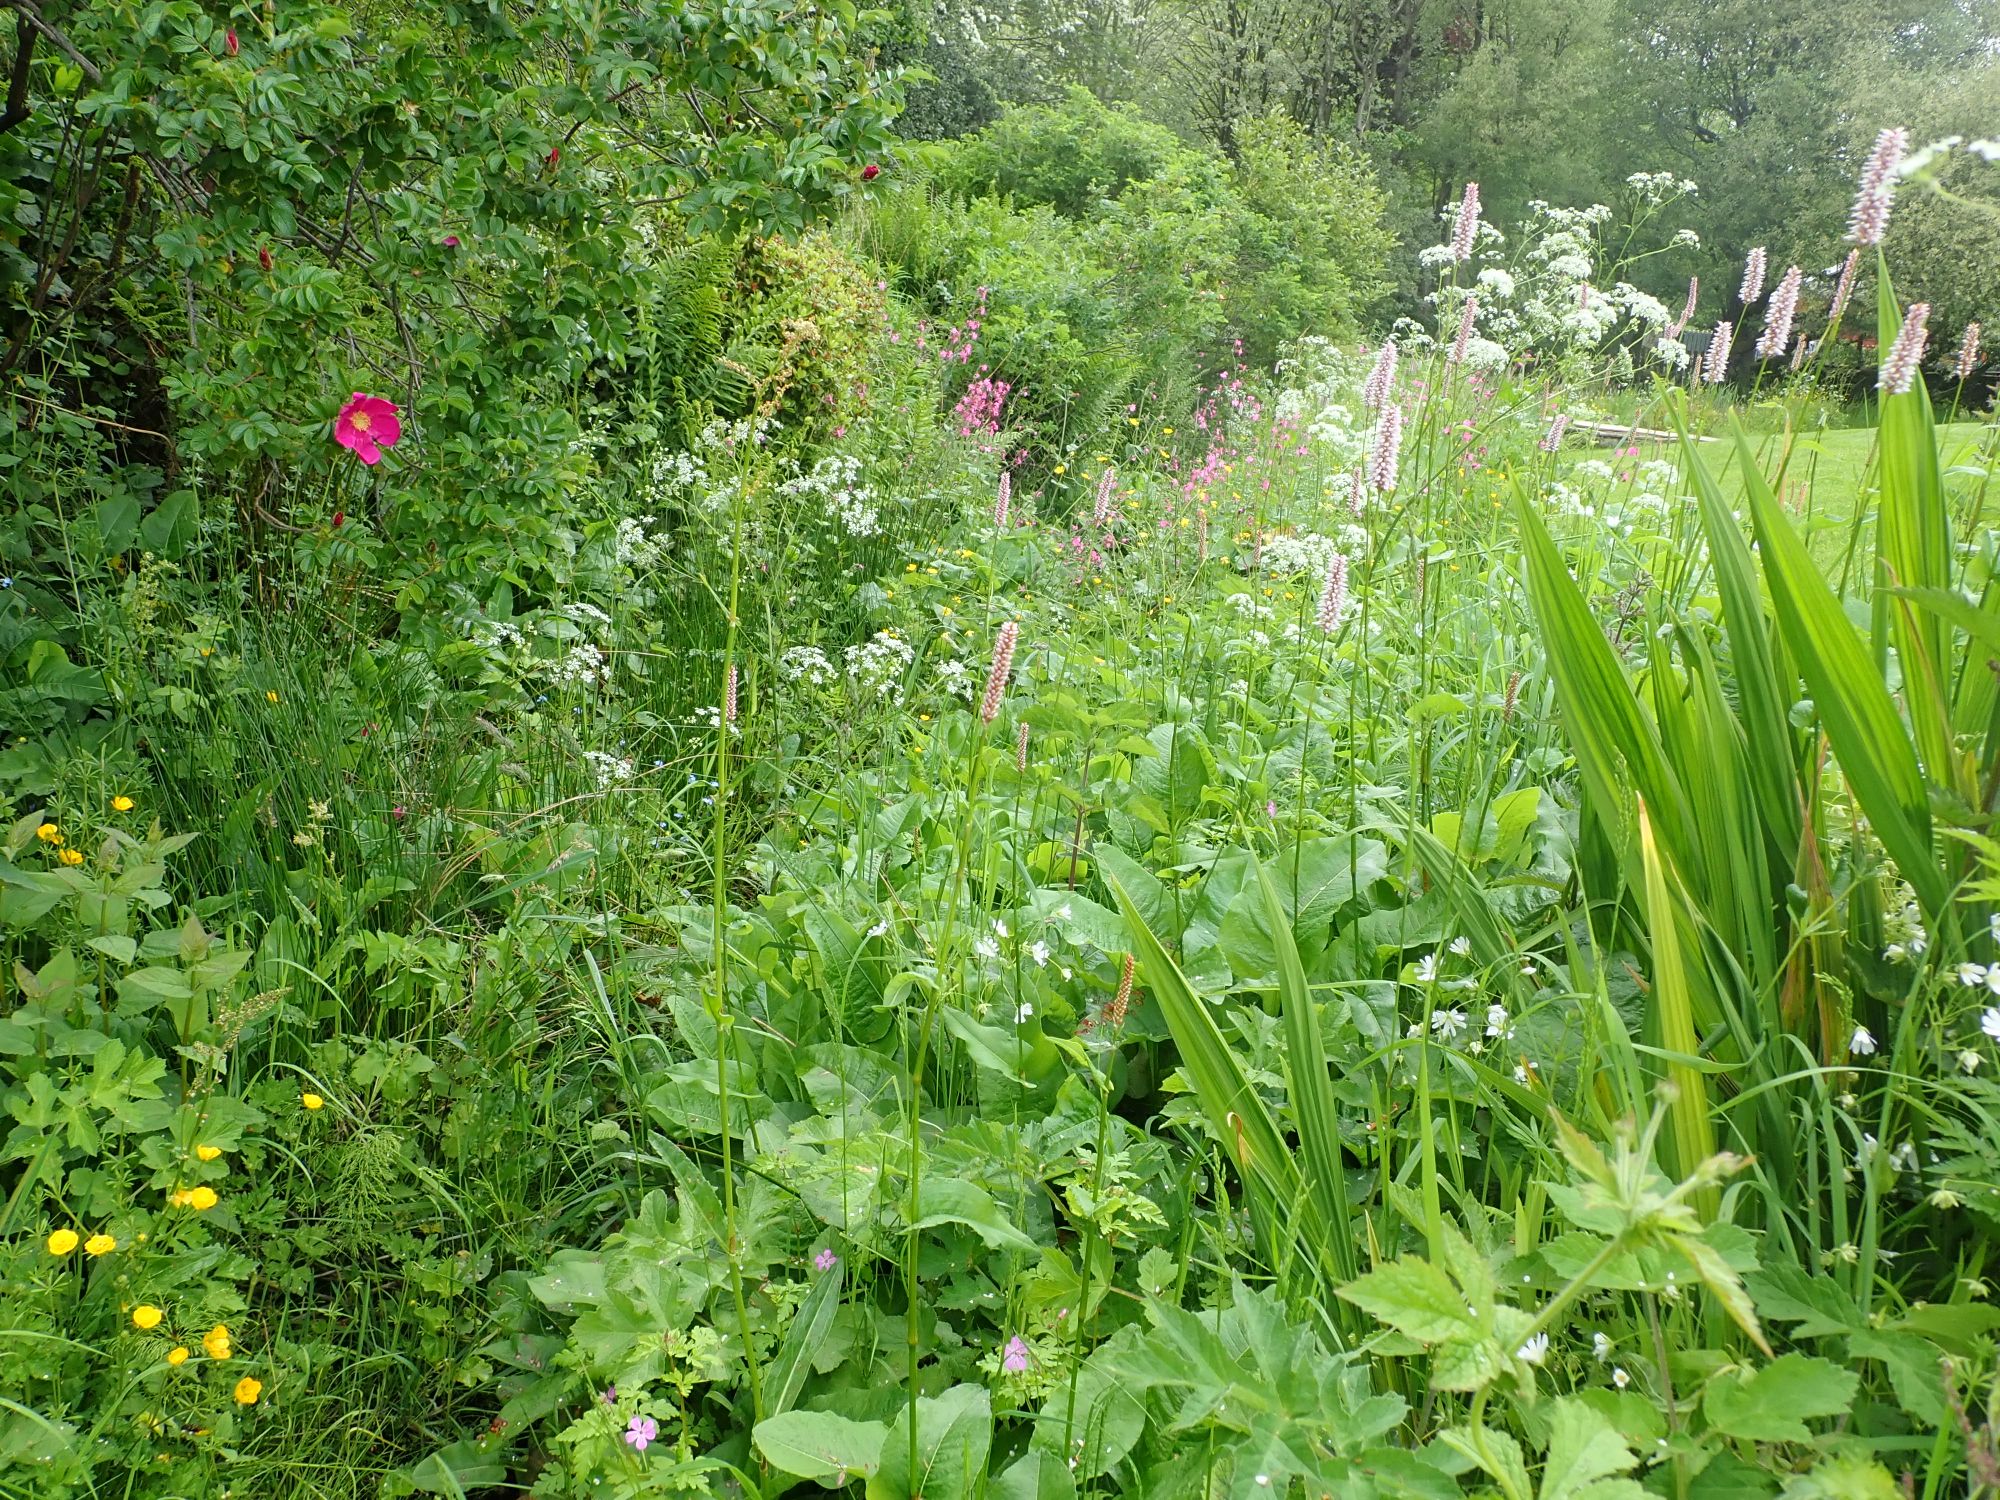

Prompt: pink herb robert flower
xmin=335 ymin=393 xmax=401 ymax=466
xmin=1001 ymin=1336 xmax=1030 ymax=1373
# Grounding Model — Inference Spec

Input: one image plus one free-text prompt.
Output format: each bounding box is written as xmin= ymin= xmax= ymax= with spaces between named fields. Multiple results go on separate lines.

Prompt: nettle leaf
xmin=1539 ymin=1399 xmax=1643 ymax=1500
xmin=1439 ymin=1423 xmax=1532 ymax=1499
xmin=1702 ymin=1354 xmax=1858 ymax=1444
xmin=905 ymin=1178 xmax=1038 ymax=1252
xmin=1338 ymin=1258 xmax=1475 ymax=1343
xmin=754 ymin=1409 xmax=889 ymax=1483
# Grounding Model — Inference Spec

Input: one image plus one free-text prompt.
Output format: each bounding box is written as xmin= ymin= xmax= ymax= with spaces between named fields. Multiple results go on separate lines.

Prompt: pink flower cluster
xmin=954 ymin=376 xmax=1010 ymax=448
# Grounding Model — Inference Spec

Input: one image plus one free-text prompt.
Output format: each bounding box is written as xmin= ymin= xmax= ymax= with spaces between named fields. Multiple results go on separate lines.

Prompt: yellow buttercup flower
xmin=301 ymin=1092 xmax=324 ymax=1111
xmin=84 ymin=1233 xmax=116 ymax=1256
xmin=58 ymin=848 xmax=84 ymax=866
xmin=36 ymin=823 xmax=60 ymax=843
xmin=202 ymin=1325 xmax=232 ymax=1361
xmin=195 ymin=1144 xmax=222 ymax=1162
xmin=112 ymin=795 xmax=135 ymax=812
xmin=132 ymin=1304 xmax=163 ymax=1330
xmin=166 ymin=1346 xmax=190 ymax=1366
xmin=46 ymin=1229 xmax=79 ymax=1255
xmin=233 ymin=1376 xmax=262 ymax=1405
xmin=186 ymin=1186 xmax=218 ymax=1211
xmin=265 ymin=690 xmax=279 ymax=703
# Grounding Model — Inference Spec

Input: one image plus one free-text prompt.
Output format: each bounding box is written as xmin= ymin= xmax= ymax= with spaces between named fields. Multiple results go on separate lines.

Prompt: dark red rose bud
xmin=546 ymin=145 xmax=560 ymax=167
xmin=225 ymin=28 xmax=238 ymax=55
xmin=861 ymin=163 xmax=880 ymax=181
xmin=258 ymin=246 xmax=272 ymax=271
xmin=331 ymin=510 xmax=345 ymax=528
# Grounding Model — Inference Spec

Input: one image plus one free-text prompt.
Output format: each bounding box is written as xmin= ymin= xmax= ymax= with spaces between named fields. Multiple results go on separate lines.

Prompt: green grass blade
xmin=1673 ymin=399 xmax=1802 ymax=856
xmin=1513 ymin=482 xmax=1691 ymax=882
xmin=1637 ymin=798 xmax=1718 ymax=1218
xmin=1733 ymin=419 xmax=1947 ymax=922
xmin=1250 ymin=853 xmax=1358 ymax=1290
xmin=1106 ymin=870 xmax=1302 ymax=1216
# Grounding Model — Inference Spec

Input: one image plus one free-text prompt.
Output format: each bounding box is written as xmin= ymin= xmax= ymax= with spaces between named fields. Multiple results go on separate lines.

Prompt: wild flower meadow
xmin=3 ymin=7 xmax=2000 ymax=1498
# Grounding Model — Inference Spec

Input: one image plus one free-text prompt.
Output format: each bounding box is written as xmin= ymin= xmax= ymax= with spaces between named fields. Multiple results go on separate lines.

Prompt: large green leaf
xmin=756 ymin=1409 xmax=889 ymax=1483
xmin=868 ymin=1385 xmax=992 ymax=1500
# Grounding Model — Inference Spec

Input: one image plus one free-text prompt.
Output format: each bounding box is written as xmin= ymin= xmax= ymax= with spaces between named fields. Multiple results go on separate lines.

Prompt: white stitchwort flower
xmin=1592 ymin=1332 xmax=1613 ymax=1363
xmin=1517 ymin=1333 xmax=1550 ymax=1365
xmin=1982 ymin=1007 xmax=2000 ymax=1040
xmin=1849 ymin=1025 xmax=1878 ymax=1057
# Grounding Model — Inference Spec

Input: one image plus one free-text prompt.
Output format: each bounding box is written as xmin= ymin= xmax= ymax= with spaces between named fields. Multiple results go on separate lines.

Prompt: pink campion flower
xmin=1093 ymin=467 xmax=1117 ymax=526
xmin=1848 ymin=127 xmax=1908 ymax=246
xmin=1315 ymin=552 xmax=1349 ymax=634
xmin=1756 ymin=266 xmax=1803 ymax=360
xmin=1540 ymin=413 xmax=1568 ymax=452
xmin=1954 ymin=321 xmax=1983 ymax=380
xmin=1447 ymin=296 xmax=1478 ymax=367
xmin=1360 ymin=339 xmax=1398 ymax=410
xmin=995 ymin=470 xmax=1011 ymax=528
xmin=812 ymin=1247 xmax=838 ymax=1272
xmin=1450 ymin=182 xmax=1481 ymax=263
xmin=980 ymin=621 xmax=1019 ymax=724
xmin=1738 ymin=246 xmax=1767 ymax=304
xmin=1879 ymin=301 xmax=1931 ymax=394
xmin=1703 ymin=321 xmax=1734 ymax=385
xmin=1828 ymin=248 xmax=1860 ymax=323
xmin=1369 ymin=405 xmax=1401 ymax=493
xmin=1001 ymin=1337 xmax=1030 ymax=1374
xmin=335 ymin=393 xmax=401 ymax=465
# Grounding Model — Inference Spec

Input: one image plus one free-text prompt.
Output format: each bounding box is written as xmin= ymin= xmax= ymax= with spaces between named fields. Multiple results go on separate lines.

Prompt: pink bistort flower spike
xmin=1315 ymin=552 xmax=1349 ymax=634
xmin=994 ymin=470 xmax=1010 ymax=528
xmin=1450 ymin=182 xmax=1481 ymax=263
xmin=980 ymin=621 xmax=1019 ymax=724
xmin=1828 ymin=248 xmax=1861 ymax=324
xmin=1738 ymin=246 xmax=1767 ymax=304
xmin=1541 ymin=413 xmax=1568 ymax=453
xmin=1369 ymin=405 xmax=1402 ymax=494
xmin=1756 ymin=266 xmax=1803 ymax=360
xmin=1447 ymin=296 xmax=1478 ymax=367
xmin=1848 ymin=127 xmax=1908 ymax=246
xmin=1878 ymin=301 xmax=1930 ymax=394
xmin=1954 ymin=322 xmax=1983 ymax=381
xmin=335 ymin=393 xmax=401 ymax=465
xmin=1093 ymin=467 xmax=1117 ymax=527
xmin=1361 ymin=339 xmax=1398 ymax=410
xmin=1703 ymin=321 xmax=1734 ymax=385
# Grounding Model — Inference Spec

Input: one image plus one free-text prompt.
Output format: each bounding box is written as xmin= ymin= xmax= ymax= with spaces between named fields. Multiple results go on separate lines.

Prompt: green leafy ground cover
xmin=4 ymin=9 xmax=2000 ymax=1499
